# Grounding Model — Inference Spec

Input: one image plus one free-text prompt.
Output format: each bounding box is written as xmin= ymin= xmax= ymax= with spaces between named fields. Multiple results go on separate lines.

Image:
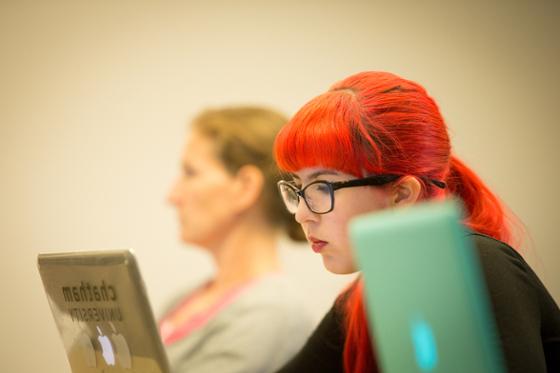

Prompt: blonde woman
xmin=161 ymin=107 xmax=313 ymax=373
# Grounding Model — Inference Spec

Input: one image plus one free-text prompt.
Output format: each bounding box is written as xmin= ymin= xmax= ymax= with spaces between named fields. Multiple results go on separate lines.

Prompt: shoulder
xmin=466 ymin=232 xmax=550 ymax=306
xmin=167 ymin=275 xmax=316 ymax=373
xmin=212 ymin=273 xmax=315 ymax=336
xmin=467 ymin=232 xmax=560 ymax=372
xmin=467 ymin=232 xmax=533 ymax=283
xmin=206 ymin=275 xmax=315 ymax=371
xmin=158 ymin=280 xmax=208 ymax=320
xmin=468 ymin=232 xmax=522 ymax=262
xmin=232 ymin=273 xmax=311 ymax=313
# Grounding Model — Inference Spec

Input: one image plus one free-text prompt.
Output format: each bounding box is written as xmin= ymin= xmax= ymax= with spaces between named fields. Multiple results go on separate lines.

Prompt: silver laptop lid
xmin=38 ymin=250 xmax=170 ymax=373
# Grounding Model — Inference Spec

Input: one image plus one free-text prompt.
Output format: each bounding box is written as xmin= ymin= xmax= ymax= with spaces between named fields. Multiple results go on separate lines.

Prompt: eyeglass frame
xmin=277 ymin=174 xmax=447 ymax=215
xmin=277 ymin=174 xmax=401 ymax=214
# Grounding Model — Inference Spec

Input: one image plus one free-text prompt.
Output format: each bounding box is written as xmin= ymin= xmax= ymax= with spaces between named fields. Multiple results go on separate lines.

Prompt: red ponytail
xmin=447 ymin=155 xmax=513 ymax=245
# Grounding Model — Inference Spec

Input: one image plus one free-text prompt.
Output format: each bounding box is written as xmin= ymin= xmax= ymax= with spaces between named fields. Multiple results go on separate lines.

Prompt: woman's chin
xmin=181 ymin=233 xmax=218 ymax=252
xmin=180 ymin=232 xmax=202 ymax=247
xmin=322 ymin=255 xmax=356 ymax=275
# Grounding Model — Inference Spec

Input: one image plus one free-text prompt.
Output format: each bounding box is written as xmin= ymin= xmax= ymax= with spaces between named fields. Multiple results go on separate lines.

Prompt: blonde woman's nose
xmin=167 ymin=178 xmax=182 ymax=206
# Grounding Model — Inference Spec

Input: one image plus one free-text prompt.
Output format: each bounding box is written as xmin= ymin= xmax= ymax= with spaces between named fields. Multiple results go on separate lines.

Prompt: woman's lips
xmin=309 ymin=237 xmax=327 ymax=253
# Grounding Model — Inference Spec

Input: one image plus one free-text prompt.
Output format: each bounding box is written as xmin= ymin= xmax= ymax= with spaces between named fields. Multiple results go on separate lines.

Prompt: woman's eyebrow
xmin=308 ymin=170 xmax=339 ymax=180
xmin=287 ymin=170 xmax=340 ymax=183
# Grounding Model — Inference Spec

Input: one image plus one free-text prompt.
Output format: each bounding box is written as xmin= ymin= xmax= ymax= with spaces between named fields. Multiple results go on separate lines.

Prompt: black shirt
xmin=277 ymin=233 xmax=560 ymax=373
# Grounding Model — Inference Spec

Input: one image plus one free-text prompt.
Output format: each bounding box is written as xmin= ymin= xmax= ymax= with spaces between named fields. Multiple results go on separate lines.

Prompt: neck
xmin=208 ymin=214 xmax=280 ymax=292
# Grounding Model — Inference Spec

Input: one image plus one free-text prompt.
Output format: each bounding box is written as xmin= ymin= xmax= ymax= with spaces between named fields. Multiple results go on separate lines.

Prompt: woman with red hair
xmin=274 ymin=71 xmax=560 ymax=373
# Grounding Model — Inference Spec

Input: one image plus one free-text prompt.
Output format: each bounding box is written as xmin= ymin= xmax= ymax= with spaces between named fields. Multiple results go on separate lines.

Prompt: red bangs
xmin=274 ymin=90 xmax=368 ymax=176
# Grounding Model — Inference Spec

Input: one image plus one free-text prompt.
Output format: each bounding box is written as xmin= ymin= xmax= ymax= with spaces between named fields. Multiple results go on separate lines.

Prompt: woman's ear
xmin=230 ymin=165 xmax=265 ymax=213
xmin=390 ymin=176 xmax=422 ymax=207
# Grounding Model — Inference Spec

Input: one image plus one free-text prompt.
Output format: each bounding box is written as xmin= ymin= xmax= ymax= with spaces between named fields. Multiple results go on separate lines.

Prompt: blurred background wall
xmin=1 ymin=1 xmax=558 ymax=372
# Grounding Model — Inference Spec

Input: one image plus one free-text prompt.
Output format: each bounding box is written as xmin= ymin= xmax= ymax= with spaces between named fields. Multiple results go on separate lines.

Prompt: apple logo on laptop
xmin=109 ymin=322 xmax=132 ymax=368
xmin=410 ymin=316 xmax=438 ymax=371
xmin=96 ymin=326 xmax=116 ymax=366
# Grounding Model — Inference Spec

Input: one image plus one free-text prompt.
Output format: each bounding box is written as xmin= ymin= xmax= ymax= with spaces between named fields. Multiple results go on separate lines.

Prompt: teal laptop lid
xmin=349 ymin=200 xmax=504 ymax=373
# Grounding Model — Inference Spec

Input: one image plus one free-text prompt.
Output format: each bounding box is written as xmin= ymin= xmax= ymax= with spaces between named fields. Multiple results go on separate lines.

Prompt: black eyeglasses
xmin=277 ymin=174 xmax=401 ymax=214
xmin=278 ymin=174 xmax=447 ymax=214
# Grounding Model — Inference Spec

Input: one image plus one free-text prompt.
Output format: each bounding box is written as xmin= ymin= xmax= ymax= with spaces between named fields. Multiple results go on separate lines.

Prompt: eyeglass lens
xmin=280 ymin=182 xmax=333 ymax=214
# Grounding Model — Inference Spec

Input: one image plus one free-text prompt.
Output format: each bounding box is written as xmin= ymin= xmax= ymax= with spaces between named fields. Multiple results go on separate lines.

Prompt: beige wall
xmin=1 ymin=1 xmax=558 ymax=372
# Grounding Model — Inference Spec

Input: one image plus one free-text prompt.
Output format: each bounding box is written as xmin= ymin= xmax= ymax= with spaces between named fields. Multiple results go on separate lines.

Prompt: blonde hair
xmin=192 ymin=106 xmax=305 ymax=241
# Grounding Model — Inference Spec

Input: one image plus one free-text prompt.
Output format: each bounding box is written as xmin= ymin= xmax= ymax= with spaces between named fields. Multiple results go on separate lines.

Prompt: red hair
xmin=275 ymin=71 xmax=518 ymax=373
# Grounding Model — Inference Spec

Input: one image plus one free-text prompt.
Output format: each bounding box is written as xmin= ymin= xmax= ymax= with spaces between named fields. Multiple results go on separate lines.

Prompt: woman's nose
xmin=167 ymin=179 xmax=182 ymax=206
xmin=294 ymin=197 xmax=317 ymax=224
